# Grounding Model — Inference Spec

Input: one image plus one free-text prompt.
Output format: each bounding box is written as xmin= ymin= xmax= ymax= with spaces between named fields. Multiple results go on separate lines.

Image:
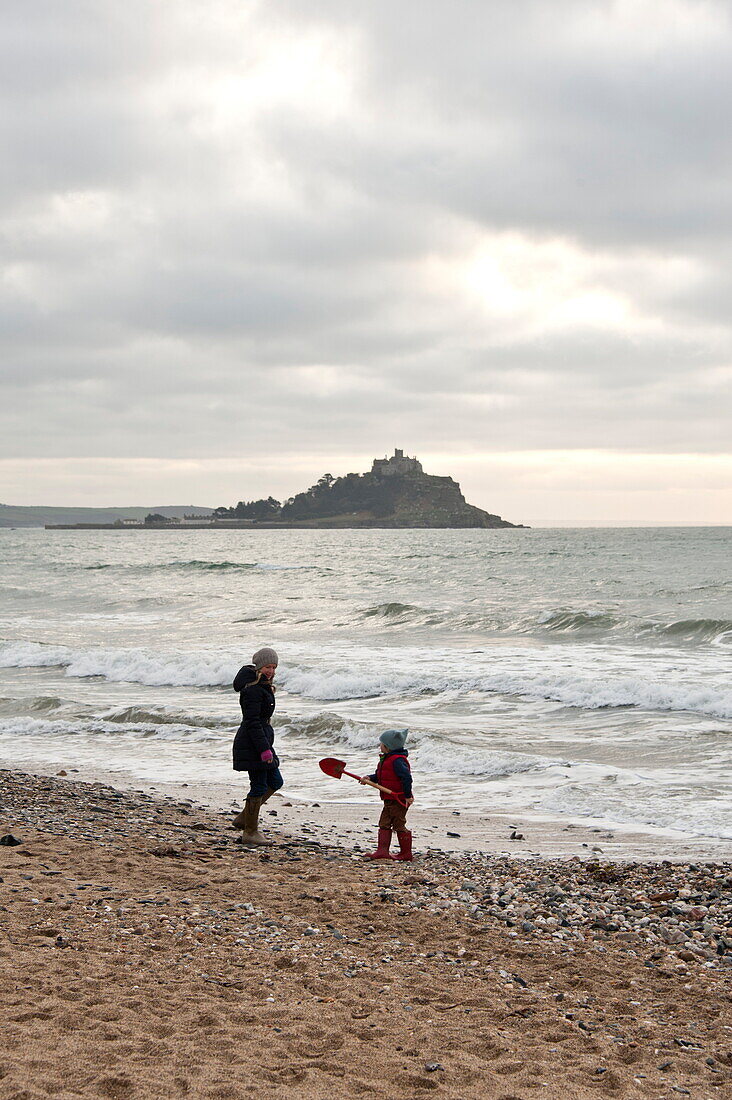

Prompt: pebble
xmin=390 ymin=852 xmax=732 ymax=970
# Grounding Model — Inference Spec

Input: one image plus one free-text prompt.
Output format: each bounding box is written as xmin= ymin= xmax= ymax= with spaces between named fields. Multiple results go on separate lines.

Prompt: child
xmin=361 ymin=728 xmax=414 ymax=861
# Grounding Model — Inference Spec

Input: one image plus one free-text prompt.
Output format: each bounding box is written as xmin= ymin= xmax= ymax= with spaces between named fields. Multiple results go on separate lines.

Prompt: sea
xmin=0 ymin=526 xmax=730 ymax=843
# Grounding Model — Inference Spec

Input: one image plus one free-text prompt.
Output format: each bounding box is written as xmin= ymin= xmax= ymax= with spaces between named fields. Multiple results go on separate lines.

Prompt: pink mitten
xmin=260 ymin=749 xmax=274 ymax=764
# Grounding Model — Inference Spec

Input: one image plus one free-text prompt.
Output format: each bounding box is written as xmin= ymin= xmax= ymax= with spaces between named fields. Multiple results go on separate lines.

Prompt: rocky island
xmin=214 ymin=449 xmax=521 ymax=529
xmin=45 ymin=450 xmax=523 ymax=529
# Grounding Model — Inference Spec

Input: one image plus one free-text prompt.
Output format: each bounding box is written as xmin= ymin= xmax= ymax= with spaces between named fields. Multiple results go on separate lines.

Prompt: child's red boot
xmin=365 ymin=827 xmax=392 ymax=860
xmin=392 ymin=830 xmax=413 ymax=861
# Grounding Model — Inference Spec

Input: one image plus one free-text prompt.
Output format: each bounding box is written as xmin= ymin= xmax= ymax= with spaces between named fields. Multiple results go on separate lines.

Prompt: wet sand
xmin=1 ymin=768 xmax=731 ymax=1100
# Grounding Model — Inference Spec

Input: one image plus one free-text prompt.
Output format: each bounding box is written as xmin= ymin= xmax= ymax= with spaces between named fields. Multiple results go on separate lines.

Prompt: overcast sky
xmin=1 ymin=0 xmax=731 ymax=524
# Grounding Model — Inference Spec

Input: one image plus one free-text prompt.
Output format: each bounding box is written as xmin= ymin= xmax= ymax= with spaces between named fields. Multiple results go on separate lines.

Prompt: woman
xmin=232 ymin=646 xmax=283 ymax=846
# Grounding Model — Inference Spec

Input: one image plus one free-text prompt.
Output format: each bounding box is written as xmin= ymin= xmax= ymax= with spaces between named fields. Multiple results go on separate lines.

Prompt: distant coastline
xmin=43 ymin=519 xmax=519 ymax=530
xmin=0 ymin=505 xmax=214 ymax=529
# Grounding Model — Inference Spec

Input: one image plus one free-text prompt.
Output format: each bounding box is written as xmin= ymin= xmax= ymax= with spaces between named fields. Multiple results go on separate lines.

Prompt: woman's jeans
xmin=246 ymin=765 xmax=284 ymax=799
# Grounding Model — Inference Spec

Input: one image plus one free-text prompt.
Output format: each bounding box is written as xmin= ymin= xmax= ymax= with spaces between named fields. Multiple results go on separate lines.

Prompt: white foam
xmin=280 ymin=660 xmax=732 ymax=721
xmin=3 ymin=638 xmax=732 ymax=721
xmin=0 ymin=640 xmax=235 ymax=688
xmin=472 ymin=669 xmax=732 ymax=721
xmin=279 ymin=665 xmax=427 ymax=701
xmin=414 ymin=737 xmax=541 ymax=779
xmin=542 ymin=775 xmax=732 ymax=841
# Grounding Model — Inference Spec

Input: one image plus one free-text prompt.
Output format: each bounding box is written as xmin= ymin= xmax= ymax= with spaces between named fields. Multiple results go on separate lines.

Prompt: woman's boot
xmin=364 ymin=828 xmax=392 ymax=860
xmin=240 ymin=796 xmax=273 ymax=846
xmin=233 ymin=788 xmax=274 ymax=829
xmin=392 ymin=830 xmax=413 ymax=861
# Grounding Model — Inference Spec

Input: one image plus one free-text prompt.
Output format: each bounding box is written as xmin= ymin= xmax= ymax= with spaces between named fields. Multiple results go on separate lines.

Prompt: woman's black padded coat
xmin=232 ymin=664 xmax=278 ymax=771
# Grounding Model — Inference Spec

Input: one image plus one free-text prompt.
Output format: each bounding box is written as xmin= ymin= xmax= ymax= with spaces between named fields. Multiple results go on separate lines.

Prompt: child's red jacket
xmin=369 ymin=750 xmax=412 ymax=802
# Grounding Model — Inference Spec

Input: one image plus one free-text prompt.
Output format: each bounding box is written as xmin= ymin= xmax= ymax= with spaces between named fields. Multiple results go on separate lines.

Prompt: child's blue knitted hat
xmin=380 ymin=728 xmax=408 ymax=751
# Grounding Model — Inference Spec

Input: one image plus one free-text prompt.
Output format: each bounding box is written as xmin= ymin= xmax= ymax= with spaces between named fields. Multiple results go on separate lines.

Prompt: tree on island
xmin=214 ymin=496 xmax=281 ymax=520
xmin=280 ymin=471 xmax=390 ymax=519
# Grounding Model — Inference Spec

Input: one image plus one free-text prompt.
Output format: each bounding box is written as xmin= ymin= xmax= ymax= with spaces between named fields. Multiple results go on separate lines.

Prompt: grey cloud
xmin=0 ymin=0 xmax=731 ymax=493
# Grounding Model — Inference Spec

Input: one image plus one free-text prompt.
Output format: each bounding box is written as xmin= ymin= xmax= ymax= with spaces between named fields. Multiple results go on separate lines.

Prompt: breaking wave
xmin=0 ymin=694 xmax=65 ymax=717
xmin=538 ymin=610 xmax=620 ymax=632
xmin=651 ymin=618 xmax=732 ymax=644
xmin=537 ymin=610 xmax=732 ymax=645
xmin=154 ymin=560 xmax=255 ymax=572
xmin=0 ymin=707 xmax=550 ymax=786
xmin=99 ymin=704 xmax=228 ymax=729
xmin=414 ymin=738 xmax=542 ymax=779
xmin=268 ymin=713 xmax=547 ymax=780
xmin=351 ymin=603 xmax=732 ymax=645
xmin=84 ymin=559 xmax=258 ymax=573
xmin=0 ymin=695 xmax=226 ymax=729
xmin=3 ymin=639 xmax=732 ymax=720
xmin=362 ymin=602 xmax=424 ymax=620
xmin=0 ymin=640 xmax=236 ymax=688
xmin=0 ymin=714 xmax=222 ymax=744
xmin=82 ymin=559 xmax=322 ymax=574
xmin=280 ymin=662 xmax=732 ymax=721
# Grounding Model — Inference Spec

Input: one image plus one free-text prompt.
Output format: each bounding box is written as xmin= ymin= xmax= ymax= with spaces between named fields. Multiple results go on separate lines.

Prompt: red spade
xmin=318 ymin=757 xmax=408 ymax=806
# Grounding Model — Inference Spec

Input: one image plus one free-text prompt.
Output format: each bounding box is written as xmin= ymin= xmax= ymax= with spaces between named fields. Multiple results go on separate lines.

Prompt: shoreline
xmin=1 ymin=767 xmax=731 ymax=1099
xmin=43 ymin=521 xmax=523 ymax=530
xmin=5 ymin=756 xmax=731 ymax=864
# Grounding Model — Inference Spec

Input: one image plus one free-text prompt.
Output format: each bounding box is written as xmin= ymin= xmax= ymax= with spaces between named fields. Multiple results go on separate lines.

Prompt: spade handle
xmin=342 ymin=768 xmax=406 ymax=802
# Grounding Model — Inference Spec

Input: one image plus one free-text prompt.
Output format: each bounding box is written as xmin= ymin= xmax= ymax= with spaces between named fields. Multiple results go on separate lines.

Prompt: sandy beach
xmin=6 ymin=756 xmax=732 ymax=865
xmin=1 ymin=768 xmax=731 ymax=1100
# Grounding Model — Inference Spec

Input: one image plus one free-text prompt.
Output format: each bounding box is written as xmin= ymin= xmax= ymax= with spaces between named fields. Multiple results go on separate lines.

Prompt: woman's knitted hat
xmin=252 ymin=646 xmax=279 ymax=669
xmin=380 ymin=728 xmax=408 ymax=751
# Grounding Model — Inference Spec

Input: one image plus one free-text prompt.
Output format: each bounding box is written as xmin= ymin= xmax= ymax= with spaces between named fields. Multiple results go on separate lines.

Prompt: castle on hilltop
xmin=371 ymin=448 xmax=423 ymax=478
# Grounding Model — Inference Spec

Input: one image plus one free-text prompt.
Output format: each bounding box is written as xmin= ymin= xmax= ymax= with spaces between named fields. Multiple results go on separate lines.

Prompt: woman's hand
xmin=260 ymin=749 xmax=274 ymax=764
xmin=405 ymin=796 xmax=414 ymax=807
xmin=358 ymin=776 xmax=370 ymax=785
